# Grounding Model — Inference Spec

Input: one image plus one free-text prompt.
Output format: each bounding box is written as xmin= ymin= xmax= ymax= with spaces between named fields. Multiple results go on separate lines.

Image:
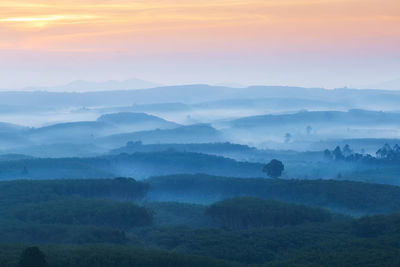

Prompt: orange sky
xmin=0 ymin=0 xmax=399 ymax=88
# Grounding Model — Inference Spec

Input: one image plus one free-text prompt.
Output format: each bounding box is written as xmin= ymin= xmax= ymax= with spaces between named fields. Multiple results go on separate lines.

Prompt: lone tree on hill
xmin=263 ymin=159 xmax=284 ymax=179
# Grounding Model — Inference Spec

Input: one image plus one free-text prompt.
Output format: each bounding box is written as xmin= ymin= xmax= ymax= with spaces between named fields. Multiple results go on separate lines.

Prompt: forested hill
xmin=148 ymin=174 xmax=400 ymax=214
xmin=1 ymin=177 xmax=400 ymax=266
xmin=0 ymin=152 xmax=264 ymax=180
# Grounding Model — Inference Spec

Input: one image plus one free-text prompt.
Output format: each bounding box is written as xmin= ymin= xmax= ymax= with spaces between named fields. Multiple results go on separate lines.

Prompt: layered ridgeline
xmin=147 ymin=174 xmax=400 ymax=214
xmin=1 ymin=85 xmax=400 ymax=158
xmin=29 ymin=112 xmax=179 ymax=142
xmin=220 ymin=109 xmax=400 ymax=148
xmin=0 ymin=152 xmax=263 ymax=179
xmin=2 ymin=143 xmax=400 ymax=184
xmin=0 ymin=112 xmax=224 ymax=155
xmin=2 ymin=85 xmax=400 ymax=265
xmin=3 ymin=109 xmax=400 ymax=156
xmin=2 ymin=85 xmax=400 ymax=109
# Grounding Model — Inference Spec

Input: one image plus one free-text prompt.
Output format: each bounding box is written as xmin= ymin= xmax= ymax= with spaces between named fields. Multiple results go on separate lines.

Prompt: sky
xmin=0 ymin=0 xmax=399 ymax=89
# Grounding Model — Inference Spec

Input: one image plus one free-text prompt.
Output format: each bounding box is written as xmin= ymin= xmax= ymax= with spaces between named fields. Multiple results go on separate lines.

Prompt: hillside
xmin=227 ymin=109 xmax=400 ymax=128
xmin=0 ymin=152 xmax=263 ymax=180
xmin=147 ymin=174 xmax=400 ymax=214
xmin=99 ymin=124 xmax=224 ymax=147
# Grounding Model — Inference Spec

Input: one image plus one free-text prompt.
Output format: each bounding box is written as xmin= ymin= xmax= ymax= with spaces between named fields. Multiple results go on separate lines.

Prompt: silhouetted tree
xmin=19 ymin=247 xmax=47 ymax=267
xmin=262 ymin=159 xmax=284 ymax=178
xmin=333 ymin=146 xmax=344 ymax=160
xmin=323 ymin=149 xmax=332 ymax=160
xmin=376 ymin=144 xmax=392 ymax=159
xmin=342 ymin=144 xmax=353 ymax=157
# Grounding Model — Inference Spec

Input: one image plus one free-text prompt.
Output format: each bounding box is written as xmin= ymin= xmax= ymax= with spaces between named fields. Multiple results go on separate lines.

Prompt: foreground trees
xmin=206 ymin=197 xmax=332 ymax=229
xmin=19 ymin=247 xmax=47 ymax=267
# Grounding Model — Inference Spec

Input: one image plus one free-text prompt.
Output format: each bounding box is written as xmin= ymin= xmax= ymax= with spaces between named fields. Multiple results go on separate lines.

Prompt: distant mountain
xmin=362 ymin=78 xmax=400 ymax=91
xmin=214 ymin=82 xmax=245 ymax=88
xmin=2 ymin=84 xmax=400 ymax=110
xmin=23 ymin=78 xmax=161 ymax=92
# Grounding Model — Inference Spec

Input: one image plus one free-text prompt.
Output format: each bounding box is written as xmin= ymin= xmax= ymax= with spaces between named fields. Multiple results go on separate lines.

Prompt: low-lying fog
xmin=1 ymin=85 xmax=400 ymax=186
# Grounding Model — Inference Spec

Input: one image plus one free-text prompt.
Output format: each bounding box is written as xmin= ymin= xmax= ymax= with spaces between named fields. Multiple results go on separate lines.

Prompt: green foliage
xmin=1 ymin=178 xmax=400 ymax=266
xmin=0 ymin=224 xmax=127 ymax=244
xmin=0 ymin=178 xmax=149 ymax=205
xmin=206 ymin=197 xmax=332 ymax=229
xmin=133 ymin=212 xmax=400 ymax=265
xmin=13 ymin=198 xmax=153 ymax=229
xmin=0 ymin=244 xmax=238 ymax=267
xmin=133 ymin=222 xmax=348 ymax=264
xmin=0 ymin=179 xmax=152 ymax=245
xmin=149 ymin=174 xmax=400 ymax=214
xmin=145 ymin=202 xmax=212 ymax=227
xmin=271 ymin=238 xmax=400 ymax=267
xmin=0 ymin=152 xmax=263 ymax=179
xmin=352 ymin=213 xmax=400 ymax=237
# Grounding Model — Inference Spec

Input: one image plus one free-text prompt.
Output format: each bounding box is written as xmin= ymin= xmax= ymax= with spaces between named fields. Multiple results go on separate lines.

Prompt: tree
xmin=342 ymin=144 xmax=353 ymax=157
xmin=332 ymin=146 xmax=343 ymax=160
xmin=323 ymin=149 xmax=332 ymax=160
xmin=19 ymin=247 xmax=47 ymax=267
xmin=376 ymin=143 xmax=392 ymax=159
xmin=262 ymin=159 xmax=284 ymax=178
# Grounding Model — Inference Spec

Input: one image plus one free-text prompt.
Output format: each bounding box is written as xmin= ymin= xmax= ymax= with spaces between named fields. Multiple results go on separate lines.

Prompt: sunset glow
xmin=0 ymin=0 xmax=399 ymax=88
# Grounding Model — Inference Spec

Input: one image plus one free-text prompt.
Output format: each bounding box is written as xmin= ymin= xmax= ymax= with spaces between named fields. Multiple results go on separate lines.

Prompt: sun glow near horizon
xmin=1 ymin=0 xmax=399 ymax=49
xmin=0 ymin=0 xmax=399 ymax=88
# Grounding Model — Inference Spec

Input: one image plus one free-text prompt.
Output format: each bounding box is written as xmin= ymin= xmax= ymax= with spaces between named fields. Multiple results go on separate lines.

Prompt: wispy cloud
xmin=0 ymin=14 xmax=99 ymax=23
xmin=0 ymin=0 xmax=398 ymax=53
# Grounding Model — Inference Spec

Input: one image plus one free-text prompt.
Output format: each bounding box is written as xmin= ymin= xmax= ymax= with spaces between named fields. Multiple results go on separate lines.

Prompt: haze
xmin=2 ymin=1 xmax=400 ymax=266
xmin=1 ymin=0 xmax=399 ymax=89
